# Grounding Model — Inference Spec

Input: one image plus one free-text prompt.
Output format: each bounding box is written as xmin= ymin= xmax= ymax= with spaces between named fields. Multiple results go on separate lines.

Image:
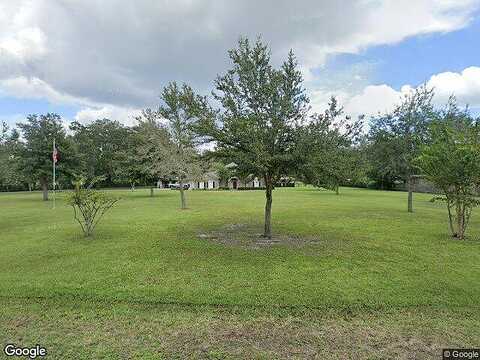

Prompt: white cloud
xmin=427 ymin=66 xmax=480 ymax=106
xmin=0 ymin=76 xmax=87 ymax=105
xmin=74 ymin=106 xmax=142 ymax=125
xmin=0 ymin=75 xmax=142 ymax=125
xmin=315 ymin=66 xmax=480 ymax=120
xmin=0 ymin=0 xmax=478 ymax=117
xmin=344 ymin=84 xmax=414 ymax=118
xmin=0 ymin=27 xmax=47 ymax=60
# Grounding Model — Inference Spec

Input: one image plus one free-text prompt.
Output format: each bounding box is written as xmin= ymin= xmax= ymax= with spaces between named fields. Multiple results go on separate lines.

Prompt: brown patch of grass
xmin=198 ymin=223 xmax=323 ymax=250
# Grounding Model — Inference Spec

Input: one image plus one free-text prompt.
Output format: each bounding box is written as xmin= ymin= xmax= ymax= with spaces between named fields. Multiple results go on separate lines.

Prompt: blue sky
xmin=0 ymin=98 xmax=78 ymax=124
xmin=1 ymin=0 xmax=480 ymax=125
xmin=324 ymin=17 xmax=480 ymax=89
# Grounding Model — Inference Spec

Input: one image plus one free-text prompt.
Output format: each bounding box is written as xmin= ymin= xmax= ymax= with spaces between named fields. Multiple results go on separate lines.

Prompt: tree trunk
xmin=179 ymin=180 xmax=187 ymax=209
xmin=457 ymin=202 xmax=465 ymax=240
xmin=40 ymin=177 xmax=48 ymax=201
xmin=263 ymin=175 xmax=273 ymax=239
xmin=407 ymin=176 xmax=413 ymax=213
xmin=150 ymin=187 xmax=154 ymax=197
xmin=335 ymin=185 xmax=339 ymax=195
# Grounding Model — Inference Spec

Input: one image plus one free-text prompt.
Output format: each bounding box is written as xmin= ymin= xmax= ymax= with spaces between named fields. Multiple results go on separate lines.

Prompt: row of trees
xmin=1 ymin=38 xmax=479 ymax=239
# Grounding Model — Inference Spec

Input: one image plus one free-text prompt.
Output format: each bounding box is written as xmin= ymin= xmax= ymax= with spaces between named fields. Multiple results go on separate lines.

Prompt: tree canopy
xmin=17 ymin=113 xmax=74 ymax=200
xmin=197 ymin=37 xmax=309 ymax=238
xmin=368 ymin=86 xmax=435 ymax=211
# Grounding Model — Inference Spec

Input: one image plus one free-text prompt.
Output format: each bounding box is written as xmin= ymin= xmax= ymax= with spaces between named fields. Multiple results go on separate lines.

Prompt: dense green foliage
xmin=16 ymin=114 xmax=75 ymax=200
xmin=417 ymin=102 xmax=480 ymax=239
xmin=0 ymin=122 xmax=24 ymax=191
xmin=298 ymin=97 xmax=364 ymax=194
xmin=367 ymin=86 xmax=435 ymax=190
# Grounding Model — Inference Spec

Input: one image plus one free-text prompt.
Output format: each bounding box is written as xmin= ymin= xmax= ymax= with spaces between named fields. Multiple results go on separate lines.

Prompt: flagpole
xmin=53 ymin=138 xmax=56 ymax=210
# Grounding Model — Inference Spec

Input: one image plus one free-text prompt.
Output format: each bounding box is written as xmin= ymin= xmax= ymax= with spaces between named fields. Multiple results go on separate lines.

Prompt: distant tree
xmin=17 ymin=114 xmax=73 ymax=200
xmin=364 ymin=137 xmax=398 ymax=190
xmin=213 ymin=162 xmax=234 ymax=188
xmin=416 ymin=100 xmax=480 ymax=239
xmin=197 ymin=38 xmax=309 ymax=238
xmin=69 ymin=119 xmax=130 ymax=186
xmin=113 ymin=126 xmax=153 ymax=190
xmin=135 ymin=109 xmax=171 ymax=189
xmin=139 ymin=83 xmax=203 ymax=209
xmin=368 ymin=86 xmax=435 ymax=212
xmin=298 ymin=97 xmax=363 ymax=195
xmin=0 ymin=122 xmax=25 ymax=191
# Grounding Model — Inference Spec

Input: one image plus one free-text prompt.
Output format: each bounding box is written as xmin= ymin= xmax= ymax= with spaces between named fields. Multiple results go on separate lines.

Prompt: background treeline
xmin=0 ymin=115 xmax=159 ymax=193
xmin=0 ymin=89 xmax=478 ymax=195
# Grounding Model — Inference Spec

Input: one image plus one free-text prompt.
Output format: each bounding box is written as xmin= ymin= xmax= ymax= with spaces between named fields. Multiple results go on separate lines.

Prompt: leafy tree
xmin=67 ymin=176 xmax=120 ymax=237
xmin=69 ymin=119 xmax=130 ymax=186
xmin=0 ymin=122 xmax=25 ymax=191
xmin=298 ymin=97 xmax=363 ymax=195
xmin=417 ymin=100 xmax=480 ymax=240
xmin=113 ymin=126 xmax=153 ymax=190
xmin=197 ymin=38 xmax=309 ymax=238
xmin=17 ymin=113 xmax=73 ymax=200
xmin=213 ymin=162 xmax=234 ymax=188
xmin=368 ymin=86 xmax=435 ymax=211
xmin=139 ymin=83 xmax=203 ymax=209
xmin=364 ymin=137 xmax=398 ymax=190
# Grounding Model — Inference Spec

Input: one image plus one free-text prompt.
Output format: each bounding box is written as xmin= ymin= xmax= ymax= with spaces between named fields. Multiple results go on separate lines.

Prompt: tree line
xmin=1 ymin=38 xmax=479 ymax=239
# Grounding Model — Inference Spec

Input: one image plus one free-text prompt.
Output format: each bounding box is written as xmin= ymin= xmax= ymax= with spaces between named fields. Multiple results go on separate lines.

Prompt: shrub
xmin=416 ymin=107 xmax=480 ymax=240
xmin=67 ymin=180 xmax=120 ymax=237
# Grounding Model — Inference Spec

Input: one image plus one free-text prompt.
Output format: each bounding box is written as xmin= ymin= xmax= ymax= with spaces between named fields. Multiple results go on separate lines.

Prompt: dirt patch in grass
xmin=198 ymin=223 xmax=323 ymax=250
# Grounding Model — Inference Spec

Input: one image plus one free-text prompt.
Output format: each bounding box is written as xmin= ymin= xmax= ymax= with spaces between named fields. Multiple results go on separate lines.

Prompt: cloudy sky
xmin=1 ymin=0 xmax=479 ymax=126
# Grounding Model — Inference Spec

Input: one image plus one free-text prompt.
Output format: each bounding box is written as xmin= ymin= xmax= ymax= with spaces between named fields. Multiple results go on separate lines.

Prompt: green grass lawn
xmin=1 ymin=187 xmax=479 ymax=359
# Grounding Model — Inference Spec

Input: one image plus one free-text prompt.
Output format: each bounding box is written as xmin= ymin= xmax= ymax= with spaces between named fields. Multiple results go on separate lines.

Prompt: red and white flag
xmin=52 ymin=145 xmax=59 ymax=163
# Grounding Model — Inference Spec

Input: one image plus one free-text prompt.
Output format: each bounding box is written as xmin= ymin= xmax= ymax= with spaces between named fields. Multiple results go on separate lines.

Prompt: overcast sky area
xmin=1 ymin=0 xmax=480 ymax=127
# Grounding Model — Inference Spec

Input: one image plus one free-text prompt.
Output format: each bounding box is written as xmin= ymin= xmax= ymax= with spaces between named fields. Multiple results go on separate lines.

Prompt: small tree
xmin=138 ymin=83 xmax=203 ymax=209
xmin=213 ymin=162 xmax=234 ymax=188
xmin=298 ymin=97 xmax=363 ymax=195
xmin=417 ymin=100 xmax=480 ymax=239
xmin=67 ymin=177 xmax=120 ymax=237
xmin=369 ymin=86 xmax=435 ymax=212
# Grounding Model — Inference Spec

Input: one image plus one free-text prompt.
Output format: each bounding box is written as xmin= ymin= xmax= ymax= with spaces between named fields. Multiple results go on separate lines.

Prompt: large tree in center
xmin=197 ymin=38 xmax=309 ymax=238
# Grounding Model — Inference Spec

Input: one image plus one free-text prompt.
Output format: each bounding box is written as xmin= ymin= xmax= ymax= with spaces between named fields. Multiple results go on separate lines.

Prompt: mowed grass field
xmin=0 ymin=187 xmax=479 ymax=359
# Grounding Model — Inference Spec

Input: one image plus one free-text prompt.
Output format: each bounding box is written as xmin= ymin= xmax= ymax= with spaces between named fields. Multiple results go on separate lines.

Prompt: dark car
xmin=169 ymin=183 xmax=190 ymax=190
